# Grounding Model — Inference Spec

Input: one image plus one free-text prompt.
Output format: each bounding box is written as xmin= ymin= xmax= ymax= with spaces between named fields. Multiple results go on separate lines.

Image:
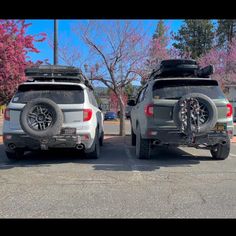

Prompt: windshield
xmin=153 ymin=80 xmax=225 ymax=99
xmin=12 ymin=84 xmax=84 ymax=104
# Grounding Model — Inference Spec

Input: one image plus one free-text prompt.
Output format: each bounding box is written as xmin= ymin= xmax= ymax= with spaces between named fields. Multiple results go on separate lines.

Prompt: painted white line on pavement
xmin=230 ymin=153 xmax=236 ymax=157
xmin=124 ymin=145 xmax=141 ymax=173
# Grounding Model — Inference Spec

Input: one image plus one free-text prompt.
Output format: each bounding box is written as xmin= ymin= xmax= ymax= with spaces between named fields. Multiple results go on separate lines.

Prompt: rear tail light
xmin=83 ymin=109 xmax=92 ymax=121
xmin=144 ymin=104 xmax=154 ymax=117
xmin=227 ymin=130 xmax=233 ymax=136
xmin=4 ymin=108 xmax=10 ymax=121
xmin=3 ymin=135 xmax=12 ymax=143
xmin=226 ymin=103 xmax=233 ymax=118
xmin=81 ymin=134 xmax=90 ymax=140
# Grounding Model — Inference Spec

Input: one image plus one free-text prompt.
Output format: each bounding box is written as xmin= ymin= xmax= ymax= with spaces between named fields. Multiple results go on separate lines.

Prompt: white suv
xmin=3 ymin=66 xmax=104 ymax=160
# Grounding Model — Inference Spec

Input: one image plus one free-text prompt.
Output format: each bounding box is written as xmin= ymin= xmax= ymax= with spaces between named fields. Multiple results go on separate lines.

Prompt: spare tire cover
xmin=173 ymin=93 xmax=218 ymax=135
xmin=20 ymin=98 xmax=63 ymax=139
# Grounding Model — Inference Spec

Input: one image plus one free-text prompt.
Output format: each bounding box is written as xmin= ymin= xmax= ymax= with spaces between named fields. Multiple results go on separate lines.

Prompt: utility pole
xmin=54 ymin=20 xmax=58 ymax=65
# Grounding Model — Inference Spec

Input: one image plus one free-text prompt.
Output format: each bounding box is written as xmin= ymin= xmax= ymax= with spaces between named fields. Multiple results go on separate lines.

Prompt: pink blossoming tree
xmin=0 ymin=20 xmax=46 ymax=104
xmin=198 ymin=38 xmax=236 ymax=87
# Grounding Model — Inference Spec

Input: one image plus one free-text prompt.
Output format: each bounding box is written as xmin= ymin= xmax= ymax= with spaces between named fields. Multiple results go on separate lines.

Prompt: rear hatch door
xmin=152 ymin=78 xmax=228 ymax=129
xmin=9 ymin=83 xmax=85 ymax=130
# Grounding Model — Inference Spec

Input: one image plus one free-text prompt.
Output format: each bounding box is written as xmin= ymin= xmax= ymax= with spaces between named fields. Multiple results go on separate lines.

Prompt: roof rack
xmin=25 ymin=65 xmax=94 ymax=90
xmin=25 ymin=65 xmax=82 ymax=77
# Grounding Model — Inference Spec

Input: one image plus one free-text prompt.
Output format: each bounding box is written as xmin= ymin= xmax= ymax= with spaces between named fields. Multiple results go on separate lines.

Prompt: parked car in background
xmin=117 ymin=110 xmax=120 ymax=118
xmin=125 ymin=105 xmax=132 ymax=119
xmin=223 ymin=85 xmax=236 ymax=123
xmin=104 ymin=111 xmax=117 ymax=120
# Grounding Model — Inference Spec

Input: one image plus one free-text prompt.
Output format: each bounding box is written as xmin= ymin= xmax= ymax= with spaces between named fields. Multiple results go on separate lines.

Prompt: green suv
xmin=128 ymin=59 xmax=233 ymax=160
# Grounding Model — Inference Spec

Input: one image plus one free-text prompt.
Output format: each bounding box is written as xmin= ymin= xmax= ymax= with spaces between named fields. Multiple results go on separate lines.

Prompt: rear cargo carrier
xmin=149 ymin=59 xmax=214 ymax=80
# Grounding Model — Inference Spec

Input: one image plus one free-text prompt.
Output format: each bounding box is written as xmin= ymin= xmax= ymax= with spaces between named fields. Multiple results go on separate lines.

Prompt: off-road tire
xmin=20 ymin=98 xmax=63 ymax=139
xmin=87 ymin=130 xmax=100 ymax=159
xmin=5 ymin=149 xmax=25 ymax=160
xmin=131 ymin=126 xmax=136 ymax=146
xmin=173 ymin=93 xmax=218 ymax=135
xmin=210 ymin=137 xmax=230 ymax=160
xmin=136 ymin=125 xmax=151 ymax=159
xmin=99 ymin=131 xmax=104 ymax=146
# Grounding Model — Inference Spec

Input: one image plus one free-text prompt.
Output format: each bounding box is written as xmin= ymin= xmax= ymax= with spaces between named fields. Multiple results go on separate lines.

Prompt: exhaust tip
xmin=75 ymin=144 xmax=84 ymax=150
xmin=8 ymin=143 xmax=16 ymax=150
xmin=153 ymin=140 xmax=161 ymax=145
xmin=222 ymin=141 xmax=227 ymax=145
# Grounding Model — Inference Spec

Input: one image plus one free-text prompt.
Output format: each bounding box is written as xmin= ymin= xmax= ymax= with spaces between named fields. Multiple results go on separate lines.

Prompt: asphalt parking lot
xmin=1 ymin=132 xmax=236 ymax=218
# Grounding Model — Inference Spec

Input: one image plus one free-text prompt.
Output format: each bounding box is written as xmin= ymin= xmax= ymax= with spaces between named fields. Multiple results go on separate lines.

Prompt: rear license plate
xmin=213 ymin=123 xmax=227 ymax=131
xmin=61 ymin=128 xmax=76 ymax=135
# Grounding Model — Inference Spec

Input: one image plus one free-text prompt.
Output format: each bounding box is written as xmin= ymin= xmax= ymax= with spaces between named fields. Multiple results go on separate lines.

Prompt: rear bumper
xmin=3 ymin=133 xmax=94 ymax=151
xmin=144 ymin=129 xmax=231 ymax=147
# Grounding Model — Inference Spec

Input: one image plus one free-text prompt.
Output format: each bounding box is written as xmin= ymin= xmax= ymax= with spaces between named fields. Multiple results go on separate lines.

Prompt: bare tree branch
xmin=73 ymin=20 xmax=149 ymax=136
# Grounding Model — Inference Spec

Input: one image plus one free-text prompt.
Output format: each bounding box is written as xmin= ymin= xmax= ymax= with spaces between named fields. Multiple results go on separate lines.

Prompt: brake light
xmin=226 ymin=103 xmax=233 ymax=118
xmin=4 ymin=108 xmax=10 ymax=121
xmin=83 ymin=109 xmax=92 ymax=121
xmin=144 ymin=104 xmax=154 ymax=117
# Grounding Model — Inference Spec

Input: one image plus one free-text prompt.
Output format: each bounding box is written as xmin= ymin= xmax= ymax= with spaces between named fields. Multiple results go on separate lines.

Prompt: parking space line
xmin=124 ymin=145 xmax=141 ymax=173
xmin=230 ymin=153 xmax=236 ymax=157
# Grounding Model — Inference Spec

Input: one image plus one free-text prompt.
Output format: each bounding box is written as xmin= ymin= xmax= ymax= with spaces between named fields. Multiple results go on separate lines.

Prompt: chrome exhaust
xmin=75 ymin=144 xmax=84 ymax=150
xmin=153 ymin=140 xmax=161 ymax=145
xmin=8 ymin=143 xmax=16 ymax=150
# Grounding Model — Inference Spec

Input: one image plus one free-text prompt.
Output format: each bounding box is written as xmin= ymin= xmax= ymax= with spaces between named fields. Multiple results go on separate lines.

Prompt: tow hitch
xmin=40 ymin=139 xmax=49 ymax=150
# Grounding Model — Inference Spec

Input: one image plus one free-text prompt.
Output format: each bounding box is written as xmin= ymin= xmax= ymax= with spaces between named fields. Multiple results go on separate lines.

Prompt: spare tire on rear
xmin=20 ymin=98 xmax=63 ymax=139
xmin=173 ymin=93 xmax=218 ymax=135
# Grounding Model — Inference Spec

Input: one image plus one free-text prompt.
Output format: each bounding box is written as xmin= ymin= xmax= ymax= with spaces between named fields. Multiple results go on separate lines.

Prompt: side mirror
xmin=127 ymin=99 xmax=136 ymax=106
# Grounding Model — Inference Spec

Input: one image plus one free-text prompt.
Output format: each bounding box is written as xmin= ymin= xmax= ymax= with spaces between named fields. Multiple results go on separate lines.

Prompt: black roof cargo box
xmin=150 ymin=59 xmax=214 ymax=79
xmin=157 ymin=59 xmax=199 ymax=77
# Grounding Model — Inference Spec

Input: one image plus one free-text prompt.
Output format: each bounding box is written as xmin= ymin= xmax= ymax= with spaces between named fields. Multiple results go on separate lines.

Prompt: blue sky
xmin=25 ymin=20 xmax=184 ymax=64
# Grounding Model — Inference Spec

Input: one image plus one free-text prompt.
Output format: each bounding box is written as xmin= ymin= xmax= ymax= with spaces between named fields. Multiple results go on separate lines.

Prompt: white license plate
xmin=61 ymin=128 xmax=76 ymax=135
xmin=213 ymin=123 xmax=227 ymax=131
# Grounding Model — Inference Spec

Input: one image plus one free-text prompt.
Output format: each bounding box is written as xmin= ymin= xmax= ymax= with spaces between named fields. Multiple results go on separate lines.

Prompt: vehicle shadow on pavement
xmin=0 ymin=136 xmax=212 ymax=171
xmin=0 ymin=144 xmax=89 ymax=170
xmin=91 ymin=136 xmax=212 ymax=172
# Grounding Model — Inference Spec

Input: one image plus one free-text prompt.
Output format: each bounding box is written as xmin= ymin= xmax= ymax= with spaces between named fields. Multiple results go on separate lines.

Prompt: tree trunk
xmin=118 ymin=96 xmax=126 ymax=136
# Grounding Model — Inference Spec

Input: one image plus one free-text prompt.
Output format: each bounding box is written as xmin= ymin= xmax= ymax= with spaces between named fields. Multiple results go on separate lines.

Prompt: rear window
xmin=12 ymin=84 xmax=84 ymax=104
xmin=153 ymin=79 xmax=225 ymax=99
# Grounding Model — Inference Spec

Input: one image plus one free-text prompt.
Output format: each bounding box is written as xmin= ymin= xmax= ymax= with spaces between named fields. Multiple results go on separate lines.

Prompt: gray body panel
xmin=131 ymin=78 xmax=233 ymax=146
